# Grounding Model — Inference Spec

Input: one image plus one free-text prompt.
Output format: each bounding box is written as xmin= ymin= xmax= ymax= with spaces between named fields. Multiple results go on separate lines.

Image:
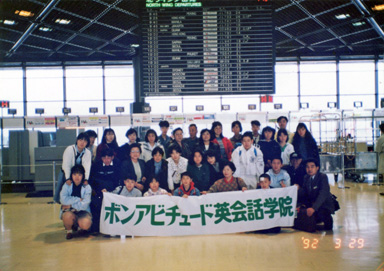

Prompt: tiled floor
xmin=0 ymin=180 xmax=383 ymax=271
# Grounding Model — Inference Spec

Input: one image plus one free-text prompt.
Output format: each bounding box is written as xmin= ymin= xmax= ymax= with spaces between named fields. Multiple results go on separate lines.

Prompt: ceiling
xmin=0 ymin=0 xmax=383 ymax=63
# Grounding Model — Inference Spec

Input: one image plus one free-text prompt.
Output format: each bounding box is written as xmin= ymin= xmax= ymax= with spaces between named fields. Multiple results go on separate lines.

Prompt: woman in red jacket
xmin=211 ymin=121 xmax=233 ymax=161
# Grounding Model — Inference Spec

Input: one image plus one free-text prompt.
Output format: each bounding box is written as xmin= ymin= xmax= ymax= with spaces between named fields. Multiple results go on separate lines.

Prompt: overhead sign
xmin=1 ymin=101 xmax=10 ymax=108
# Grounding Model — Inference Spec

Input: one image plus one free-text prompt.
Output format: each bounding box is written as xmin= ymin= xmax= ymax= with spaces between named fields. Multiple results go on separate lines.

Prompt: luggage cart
xmin=344 ymin=152 xmax=378 ymax=183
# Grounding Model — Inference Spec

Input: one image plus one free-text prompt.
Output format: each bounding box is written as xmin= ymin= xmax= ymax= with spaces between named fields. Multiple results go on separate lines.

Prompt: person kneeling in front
xmin=298 ymin=159 xmax=335 ymax=231
xmin=60 ymin=164 xmax=92 ymax=240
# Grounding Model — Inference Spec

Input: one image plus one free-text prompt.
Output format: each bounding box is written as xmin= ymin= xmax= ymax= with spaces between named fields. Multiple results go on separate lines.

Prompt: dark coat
xmin=287 ymin=163 xmax=306 ymax=187
xmin=121 ymin=158 xmax=146 ymax=184
xmin=258 ymin=140 xmax=281 ymax=165
xmin=116 ymin=143 xmax=131 ymax=162
xmin=89 ymin=158 xmax=121 ymax=196
xmin=187 ymin=163 xmax=211 ymax=192
xmin=144 ymin=158 xmax=169 ymax=192
xmin=292 ymin=137 xmax=320 ymax=162
xmin=199 ymin=142 xmax=220 ymax=157
xmin=298 ymin=172 xmax=335 ymax=213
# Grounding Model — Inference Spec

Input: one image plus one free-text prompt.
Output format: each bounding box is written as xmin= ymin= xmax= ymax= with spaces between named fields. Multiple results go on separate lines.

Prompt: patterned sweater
xmin=208 ymin=177 xmax=247 ymax=193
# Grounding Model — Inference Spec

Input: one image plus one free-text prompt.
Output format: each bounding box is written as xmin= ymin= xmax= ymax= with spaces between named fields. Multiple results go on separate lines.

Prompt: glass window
xmin=145 ymin=96 xmax=183 ymax=114
xmin=275 ymin=62 xmax=298 ymax=97
xmin=300 ymin=95 xmax=337 ymax=110
xmin=300 ymin=61 xmax=336 ymax=96
xmin=0 ymin=67 xmax=24 ymax=116
xmin=26 ymin=67 xmax=64 ymax=116
xmin=65 ymin=66 xmax=103 ymax=101
xmin=339 ymin=94 xmax=375 ymax=110
xmin=66 ymin=101 xmax=104 ymax=115
xmin=339 ymin=60 xmax=375 ymax=96
xmin=105 ymin=66 xmax=134 ymax=100
xmin=378 ymin=60 xmax=384 ymax=107
xmin=183 ymin=95 xmax=221 ymax=114
xmin=221 ymin=95 xmax=260 ymax=113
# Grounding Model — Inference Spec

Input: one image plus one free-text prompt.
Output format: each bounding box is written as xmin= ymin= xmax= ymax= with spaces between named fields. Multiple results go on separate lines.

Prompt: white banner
xmin=100 ymin=186 xmax=297 ymax=237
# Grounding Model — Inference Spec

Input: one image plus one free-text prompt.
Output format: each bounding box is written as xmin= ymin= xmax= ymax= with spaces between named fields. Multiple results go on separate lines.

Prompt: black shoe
xmin=66 ymin=232 xmax=73 ymax=240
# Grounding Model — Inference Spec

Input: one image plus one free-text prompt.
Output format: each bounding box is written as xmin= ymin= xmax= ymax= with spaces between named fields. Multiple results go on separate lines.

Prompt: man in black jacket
xmin=298 ymin=159 xmax=335 ymax=231
xmin=89 ymin=149 xmax=121 ymax=233
xmin=286 ymin=152 xmax=306 ymax=188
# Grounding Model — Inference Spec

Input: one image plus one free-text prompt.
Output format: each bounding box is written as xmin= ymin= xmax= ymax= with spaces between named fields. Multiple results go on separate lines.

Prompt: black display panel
xmin=141 ymin=0 xmax=274 ymax=96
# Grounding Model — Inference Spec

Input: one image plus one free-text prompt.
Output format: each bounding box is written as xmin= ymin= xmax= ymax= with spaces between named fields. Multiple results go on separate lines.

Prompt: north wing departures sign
xmin=142 ymin=0 xmax=274 ymax=96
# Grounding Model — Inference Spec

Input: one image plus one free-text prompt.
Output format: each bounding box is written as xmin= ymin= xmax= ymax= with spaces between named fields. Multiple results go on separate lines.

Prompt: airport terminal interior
xmin=1 ymin=0 xmax=384 ymax=270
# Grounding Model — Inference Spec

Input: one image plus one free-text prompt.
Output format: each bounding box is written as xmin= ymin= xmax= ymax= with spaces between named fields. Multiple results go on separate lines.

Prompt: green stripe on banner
xmin=100 ymin=186 xmax=298 ymax=237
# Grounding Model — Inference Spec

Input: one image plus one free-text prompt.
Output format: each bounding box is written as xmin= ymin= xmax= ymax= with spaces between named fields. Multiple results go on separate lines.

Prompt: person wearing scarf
xmin=173 ymin=172 xmax=200 ymax=197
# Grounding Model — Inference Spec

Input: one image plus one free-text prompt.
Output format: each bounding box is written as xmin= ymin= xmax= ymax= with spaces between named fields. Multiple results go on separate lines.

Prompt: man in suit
xmin=298 ymin=159 xmax=335 ymax=230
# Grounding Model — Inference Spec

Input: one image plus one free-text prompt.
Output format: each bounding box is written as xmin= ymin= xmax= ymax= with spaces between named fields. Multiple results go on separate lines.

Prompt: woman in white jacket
xmin=232 ymin=132 xmax=264 ymax=189
xmin=54 ymin=132 xmax=92 ymax=203
xmin=140 ymin=129 xmax=165 ymax=162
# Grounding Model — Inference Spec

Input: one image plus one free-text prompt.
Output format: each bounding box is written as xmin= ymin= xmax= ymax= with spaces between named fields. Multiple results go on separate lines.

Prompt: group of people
xmin=55 ymin=116 xmax=336 ymax=239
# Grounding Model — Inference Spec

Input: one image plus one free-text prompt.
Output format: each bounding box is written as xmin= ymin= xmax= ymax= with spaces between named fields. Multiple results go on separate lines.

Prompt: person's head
xmin=380 ymin=123 xmax=384 ymax=134
xmin=129 ymin=143 xmax=142 ymax=160
xmin=159 ymin=120 xmax=170 ymax=135
xmin=251 ymin=120 xmax=261 ymax=135
xmin=241 ymin=131 xmax=254 ymax=150
xmin=180 ymin=172 xmax=193 ymax=189
xmin=145 ymin=129 xmax=158 ymax=144
xmin=149 ymin=178 xmax=160 ymax=192
xmin=277 ymin=116 xmax=289 ymax=129
xmin=290 ymin=152 xmax=303 ymax=169
xmin=152 ymin=146 xmax=164 ymax=163
xmin=168 ymin=144 xmax=182 ymax=161
xmin=123 ymin=173 xmax=137 ymax=191
xmin=126 ymin=128 xmax=138 ymax=143
xmin=259 ymin=174 xmax=271 ymax=189
xmin=211 ymin=121 xmax=223 ymax=138
xmin=206 ymin=149 xmax=219 ymax=165
xmin=85 ymin=130 xmax=97 ymax=147
xmin=199 ymin=128 xmax=212 ymax=144
xmin=296 ymin=123 xmax=309 ymax=138
xmin=305 ymin=159 xmax=320 ymax=177
xmin=190 ymin=149 xmax=204 ymax=166
xmin=101 ymin=128 xmax=116 ymax=145
xmin=70 ymin=164 xmax=85 ymax=186
xmin=271 ymin=158 xmax=283 ymax=173
xmin=231 ymin=121 xmax=242 ymax=136
xmin=76 ymin=132 xmax=90 ymax=150
xmin=260 ymin=126 xmax=275 ymax=141
xmin=172 ymin=128 xmax=183 ymax=143
xmin=222 ymin=161 xmax=236 ymax=179
xmin=277 ymin=128 xmax=289 ymax=144
xmin=101 ymin=149 xmax=114 ymax=166
xmin=189 ymin=124 xmax=198 ymax=139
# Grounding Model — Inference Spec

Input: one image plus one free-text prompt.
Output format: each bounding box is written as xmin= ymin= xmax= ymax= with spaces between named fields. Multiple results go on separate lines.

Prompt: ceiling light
xmin=3 ymin=20 xmax=16 ymax=25
xmin=335 ymin=14 xmax=350 ymax=20
xmin=352 ymin=21 xmax=366 ymax=27
xmin=55 ymin=18 xmax=71 ymax=25
xmin=131 ymin=44 xmax=140 ymax=48
xmin=39 ymin=26 xmax=53 ymax=32
xmin=372 ymin=4 xmax=384 ymax=11
xmin=15 ymin=10 xmax=34 ymax=17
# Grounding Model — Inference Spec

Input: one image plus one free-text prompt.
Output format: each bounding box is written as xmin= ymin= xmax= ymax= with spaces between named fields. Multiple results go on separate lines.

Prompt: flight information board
xmin=141 ymin=0 xmax=274 ymax=96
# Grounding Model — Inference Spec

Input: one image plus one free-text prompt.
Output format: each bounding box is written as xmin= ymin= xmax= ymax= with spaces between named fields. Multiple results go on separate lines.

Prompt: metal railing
xmin=0 ymin=162 xmax=61 ymax=204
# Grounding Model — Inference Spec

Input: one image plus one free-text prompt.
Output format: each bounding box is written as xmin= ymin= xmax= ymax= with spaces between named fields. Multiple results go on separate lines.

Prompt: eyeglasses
xmin=130 ymin=150 xmax=140 ymax=153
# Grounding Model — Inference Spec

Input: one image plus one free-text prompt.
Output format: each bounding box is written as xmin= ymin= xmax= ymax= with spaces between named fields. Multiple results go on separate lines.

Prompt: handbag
xmin=293 ymin=207 xmax=317 ymax=233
